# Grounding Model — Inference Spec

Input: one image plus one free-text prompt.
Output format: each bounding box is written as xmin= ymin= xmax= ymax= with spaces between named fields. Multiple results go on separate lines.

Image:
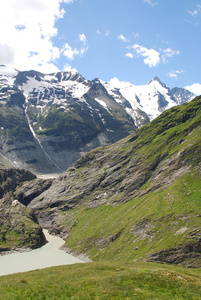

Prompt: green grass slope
xmin=1 ymin=97 xmax=201 ymax=299
xmin=64 ymin=168 xmax=201 ymax=266
xmin=28 ymin=96 xmax=201 ymax=266
xmin=1 ymin=262 xmax=201 ymax=299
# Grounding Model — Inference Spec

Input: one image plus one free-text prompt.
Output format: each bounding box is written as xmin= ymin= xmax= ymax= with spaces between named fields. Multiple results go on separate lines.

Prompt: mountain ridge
xmin=0 ymin=65 xmax=195 ymax=174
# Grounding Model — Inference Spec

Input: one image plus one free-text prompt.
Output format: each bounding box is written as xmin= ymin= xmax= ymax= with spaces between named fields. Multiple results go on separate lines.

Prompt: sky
xmin=0 ymin=0 xmax=201 ymax=94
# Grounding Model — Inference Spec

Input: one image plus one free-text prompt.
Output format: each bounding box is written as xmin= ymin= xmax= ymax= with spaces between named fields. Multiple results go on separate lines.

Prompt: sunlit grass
xmin=1 ymin=261 xmax=201 ymax=299
xmin=63 ymin=168 xmax=201 ymax=264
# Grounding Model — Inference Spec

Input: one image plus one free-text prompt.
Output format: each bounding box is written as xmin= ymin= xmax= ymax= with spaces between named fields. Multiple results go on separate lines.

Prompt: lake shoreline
xmin=62 ymin=245 xmax=92 ymax=263
xmin=0 ymin=229 xmax=85 ymax=276
xmin=0 ymin=231 xmax=92 ymax=262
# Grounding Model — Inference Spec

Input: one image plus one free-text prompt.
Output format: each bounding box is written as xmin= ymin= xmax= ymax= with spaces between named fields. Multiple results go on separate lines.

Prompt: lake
xmin=0 ymin=230 xmax=83 ymax=276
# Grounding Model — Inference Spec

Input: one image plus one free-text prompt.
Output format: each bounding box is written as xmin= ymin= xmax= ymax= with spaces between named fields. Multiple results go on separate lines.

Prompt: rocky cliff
xmin=0 ymin=167 xmax=47 ymax=252
xmin=0 ymin=198 xmax=46 ymax=252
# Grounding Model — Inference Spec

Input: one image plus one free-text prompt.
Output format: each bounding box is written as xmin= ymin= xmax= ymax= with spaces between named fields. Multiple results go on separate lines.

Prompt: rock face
xmin=147 ymin=242 xmax=201 ymax=267
xmin=0 ymin=167 xmax=36 ymax=198
xmin=0 ymin=65 xmax=194 ymax=174
xmin=0 ymin=167 xmax=46 ymax=252
xmin=0 ymin=197 xmax=46 ymax=252
xmin=14 ymin=178 xmax=54 ymax=206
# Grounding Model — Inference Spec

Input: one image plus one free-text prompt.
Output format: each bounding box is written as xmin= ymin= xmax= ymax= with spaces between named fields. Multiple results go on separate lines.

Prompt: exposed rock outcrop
xmin=0 ymin=197 xmax=46 ymax=252
xmin=0 ymin=167 xmax=47 ymax=252
xmin=14 ymin=178 xmax=54 ymax=206
xmin=0 ymin=167 xmax=36 ymax=199
xmin=147 ymin=242 xmax=201 ymax=268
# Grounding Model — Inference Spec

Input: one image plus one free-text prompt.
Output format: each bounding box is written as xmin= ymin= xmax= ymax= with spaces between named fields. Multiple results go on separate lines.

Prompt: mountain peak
xmin=148 ymin=76 xmax=163 ymax=84
xmin=148 ymin=76 xmax=169 ymax=89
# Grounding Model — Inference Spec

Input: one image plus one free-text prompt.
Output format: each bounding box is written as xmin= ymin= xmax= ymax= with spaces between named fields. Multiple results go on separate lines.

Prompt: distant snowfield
xmin=0 ymin=230 xmax=83 ymax=276
xmin=0 ymin=67 xmax=195 ymax=131
xmin=22 ymin=73 xmax=90 ymax=99
xmin=107 ymin=77 xmax=177 ymax=120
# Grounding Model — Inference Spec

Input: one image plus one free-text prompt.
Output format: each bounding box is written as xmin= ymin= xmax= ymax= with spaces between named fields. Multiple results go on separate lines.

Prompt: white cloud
xmin=163 ymin=48 xmax=180 ymax=58
xmin=133 ymin=32 xmax=140 ymax=38
xmin=96 ymin=30 xmax=110 ymax=37
xmin=80 ymin=46 xmax=88 ymax=56
xmin=0 ymin=45 xmax=15 ymax=65
xmin=168 ymin=70 xmax=184 ymax=80
xmin=62 ymin=43 xmax=79 ymax=60
xmin=105 ymin=30 xmax=110 ymax=37
xmin=143 ymin=0 xmax=158 ymax=7
xmin=126 ymin=44 xmax=180 ymax=67
xmin=132 ymin=44 xmax=160 ymax=67
xmin=185 ymin=83 xmax=201 ymax=95
xmin=62 ymin=0 xmax=74 ymax=3
xmin=109 ymin=77 xmax=131 ymax=89
xmin=187 ymin=9 xmax=199 ymax=17
xmin=168 ymin=73 xmax=177 ymax=79
xmin=161 ymin=48 xmax=180 ymax=63
xmin=63 ymin=63 xmax=78 ymax=73
xmin=117 ymin=34 xmax=128 ymax=42
xmin=126 ymin=52 xmax=134 ymax=59
xmin=187 ymin=4 xmax=201 ymax=17
xmin=79 ymin=33 xmax=87 ymax=45
xmin=62 ymin=33 xmax=88 ymax=61
xmin=0 ymin=0 xmax=74 ymax=73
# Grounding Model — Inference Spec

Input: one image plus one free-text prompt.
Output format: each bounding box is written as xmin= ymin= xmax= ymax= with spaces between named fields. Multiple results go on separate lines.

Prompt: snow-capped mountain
xmin=0 ymin=65 xmax=195 ymax=173
xmin=103 ymin=76 xmax=194 ymax=126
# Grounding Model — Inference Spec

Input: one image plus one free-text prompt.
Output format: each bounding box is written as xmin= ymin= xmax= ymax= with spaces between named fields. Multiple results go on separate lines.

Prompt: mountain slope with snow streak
xmin=0 ymin=65 xmax=195 ymax=173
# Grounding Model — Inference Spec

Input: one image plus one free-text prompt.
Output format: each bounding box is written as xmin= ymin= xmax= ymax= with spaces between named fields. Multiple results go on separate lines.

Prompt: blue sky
xmin=0 ymin=0 xmax=201 ymax=93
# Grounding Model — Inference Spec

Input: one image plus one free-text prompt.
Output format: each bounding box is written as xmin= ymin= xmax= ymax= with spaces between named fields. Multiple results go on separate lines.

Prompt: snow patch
xmin=95 ymin=98 xmax=107 ymax=109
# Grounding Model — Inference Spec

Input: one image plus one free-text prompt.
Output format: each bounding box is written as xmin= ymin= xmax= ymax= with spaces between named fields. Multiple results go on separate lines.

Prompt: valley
xmin=0 ymin=92 xmax=201 ymax=267
xmin=0 ymin=66 xmax=201 ymax=298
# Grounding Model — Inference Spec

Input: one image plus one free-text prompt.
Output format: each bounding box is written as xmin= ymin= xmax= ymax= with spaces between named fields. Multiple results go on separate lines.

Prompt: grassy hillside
xmin=63 ymin=168 xmax=201 ymax=266
xmin=1 ymin=97 xmax=201 ymax=299
xmin=1 ymin=261 xmax=201 ymax=299
xmin=26 ymin=96 xmax=201 ymax=267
